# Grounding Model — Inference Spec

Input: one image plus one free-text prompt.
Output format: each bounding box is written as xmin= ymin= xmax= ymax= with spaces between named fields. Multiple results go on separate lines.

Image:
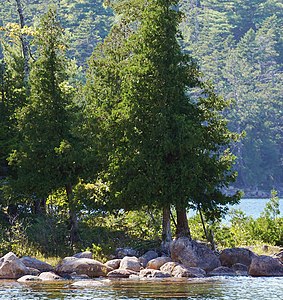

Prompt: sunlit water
xmin=0 ymin=277 xmax=282 ymax=299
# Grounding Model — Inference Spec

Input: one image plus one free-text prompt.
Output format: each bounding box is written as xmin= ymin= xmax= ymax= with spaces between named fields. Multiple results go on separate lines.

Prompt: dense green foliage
xmin=0 ymin=0 xmax=282 ymax=257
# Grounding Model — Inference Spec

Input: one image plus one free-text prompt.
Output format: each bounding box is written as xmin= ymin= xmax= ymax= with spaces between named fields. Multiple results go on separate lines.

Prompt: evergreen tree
xmin=8 ymin=9 xmax=82 ymax=245
xmin=85 ymin=0 xmax=239 ymax=247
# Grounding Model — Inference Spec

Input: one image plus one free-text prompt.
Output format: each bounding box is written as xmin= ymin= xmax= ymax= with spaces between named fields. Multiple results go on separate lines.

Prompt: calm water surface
xmin=0 ymin=277 xmax=282 ymax=300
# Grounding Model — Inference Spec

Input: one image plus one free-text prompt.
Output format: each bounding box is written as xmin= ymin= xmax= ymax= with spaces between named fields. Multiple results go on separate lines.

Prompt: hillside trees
xmin=85 ymin=0 xmax=240 ymax=248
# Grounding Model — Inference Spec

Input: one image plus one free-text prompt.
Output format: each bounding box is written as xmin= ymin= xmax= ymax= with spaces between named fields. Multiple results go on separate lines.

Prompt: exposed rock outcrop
xmin=20 ymin=256 xmax=54 ymax=272
xmin=170 ymin=238 xmax=221 ymax=272
xmin=220 ymin=248 xmax=257 ymax=267
xmin=55 ymin=257 xmax=111 ymax=277
xmin=248 ymin=255 xmax=283 ymax=277
xmin=0 ymin=252 xmax=29 ymax=279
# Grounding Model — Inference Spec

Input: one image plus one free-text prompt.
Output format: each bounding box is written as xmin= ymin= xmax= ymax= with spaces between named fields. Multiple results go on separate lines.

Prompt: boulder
xmin=231 ymin=263 xmax=248 ymax=276
xmin=55 ymin=258 xmax=111 ymax=277
xmin=208 ymin=266 xmax=236 ymax=276
xmin=172 ymin=265 xmax=206 ymax=278
xmin=107 ymin=269 xmax=138 ymax=278
xmin=26 ymin=267 xmax=41 ymax=276
xmin=0 ymin=252 xmax=29 ymax=279
xmin=119 ymin=256 xmax=141 ymax=272
xmin=17 ymin=275 xmax=42 ymax=282
xmin=139 ymin=251 xmax=159 ymax=267
xmin=38 ymin=272 xmax=63 ymax=281
xmin=146 ymin=257 xmax=172 ymax=270
xmin=115 ymin=248 xmax=138 ymax=259
xmin=248 ymin=255 xmax=283 ymax=277
xmin=139 ymin=268 xmax=171 ymax=278
xmin=170 ymin=238 xmax=221 ymax=272
xmin=105 ymin=259 xmax=121 ymax=270
xmin=220 ymin=248 xmax=257 ymax=267
xmin=274 ymin=251 xmax=283 ymax=264
xmin=73 ymin=251 xmax=93 ymax=259
xmin=160 ymin=262 xmax=180 ymax=274
xmin=20 ymin=256 xmax=54 ymax=272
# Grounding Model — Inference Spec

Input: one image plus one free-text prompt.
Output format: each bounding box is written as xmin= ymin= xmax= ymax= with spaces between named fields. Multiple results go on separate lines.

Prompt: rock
xmin=73 ymin=251 xmax=93 ymax=259
xmin=107 ymin=269 xmax=138 ymax=278
xmin=119 ymin=256 xmax=141 ymax=272
xmin=172 ymin=265 xmax=206 ymax=278
xmin=146 ymin=257 xmax=172 ymax=270
xmin=248 ymin=255 xmax=283 ymax=277
xmin=220 ymin=248 xmax=257 ymax=267
xmin=20 ymin=256 xmax=54 ymax=272
xmin=160 ymin=262 xmax=205 ymax=278
xmin=160 ymin=262 xmax=180 ymax=274
xmin=232 ymin=263 xmax=248 ymax=276
xmin=208 ymin=266 xmax=236 ymax=276
xmin=17 ymin=275 xmax=42 ymax=282
xmin=26 ymin=267 xmax=41 ymax=276
xmin=139 ymin=250 xmax=159 ymax=267
xmin=116 ymin=248 xmax=138 ymax=259
xmin=38 ymin=272 xmax=63 ymax=281
xmin=56 ymin=258 xmax=111 ymax=277
xmin=105 ymin=259 xmax=121 ymax=270
xmin=170 ymin=238 xmax=221 ymax=272
xmin=139 ymin=268 xmax=171 ymax=278
xmin=0 ymin=252 xmax=29 ymax=279
xmin=274 ymin=251 xmax=283 ymax=264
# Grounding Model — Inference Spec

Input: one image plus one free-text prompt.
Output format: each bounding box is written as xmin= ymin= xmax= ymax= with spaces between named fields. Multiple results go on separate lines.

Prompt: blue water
xmin=0 ymin=277 xmax=282 ymax=299
xmin=229 ymin=198 xmax=283 ymax=219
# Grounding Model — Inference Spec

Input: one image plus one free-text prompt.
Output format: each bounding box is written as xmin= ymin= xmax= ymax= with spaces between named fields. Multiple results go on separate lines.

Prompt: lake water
xmin=0 ymin=277 xmax=282 ymax=299
xmin=228 ymin=198 xmax=283 ymax=219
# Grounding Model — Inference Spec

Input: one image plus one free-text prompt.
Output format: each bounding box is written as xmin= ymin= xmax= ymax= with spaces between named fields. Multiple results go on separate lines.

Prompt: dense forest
xmin=1 ymin=0 xmax=282 ymax=193
xmin=0 ymin=0 xmax=282 ymax=257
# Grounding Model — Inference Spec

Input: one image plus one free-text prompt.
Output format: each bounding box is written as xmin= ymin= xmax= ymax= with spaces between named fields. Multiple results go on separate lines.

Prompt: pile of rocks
xmin=0 ymin=238 xmax=282 ymax=283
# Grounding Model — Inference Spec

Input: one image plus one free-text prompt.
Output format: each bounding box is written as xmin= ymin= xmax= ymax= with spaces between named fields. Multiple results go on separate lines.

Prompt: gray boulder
xmin=232 ymin=263 xmax=248 ymax=276
xmin=139 ymin=250 xmax=159 ymax=267
xmin=160 ymin=262 xmax=205 ymax=278
xmin=56 ymin=258 xmax=111 ymax=277
xmin=248 ymin=255 xmax=283 ymax=277
xmin=0 ymin=252 xmax=29 ymax=279
xmin=38 ymin=271 xmax=63 ymax=281
xmin=107 ymin=269 xmax=138 ymax=278
xmin=20 ymin=256 xmax=54 ymax=272
xmin=220 ymin=248 xmax=257 ymax=267
xmin=172 ymin=265 xmax=206 ymax=278
xmin=120 ymin=256 xmax=141 ymax=272
xmin=139 ymin=268 xmax=171 ymax=278
xmin=105 ymin=259 xmax=121 ymax=270
xmin=170 ymin=238 xmax=221 ymax=272
xmin=17 ymin=275 xmax=42 ymax=282
xmin=160 ymin=262 xmax=180 ymax=274
xmin=147 ymin=257 xmax=172 ymax=270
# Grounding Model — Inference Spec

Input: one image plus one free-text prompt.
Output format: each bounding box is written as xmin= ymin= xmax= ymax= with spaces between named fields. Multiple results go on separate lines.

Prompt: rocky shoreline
xmin=1 ymin=238 xmax=282 ymax=284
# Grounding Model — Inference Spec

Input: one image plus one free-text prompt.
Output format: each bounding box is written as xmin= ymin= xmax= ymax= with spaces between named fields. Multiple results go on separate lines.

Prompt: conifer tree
xmin=86 ymin=0 xmax=239 ymax=248
xmin=8 ymin=9 xmax=82 ymax=245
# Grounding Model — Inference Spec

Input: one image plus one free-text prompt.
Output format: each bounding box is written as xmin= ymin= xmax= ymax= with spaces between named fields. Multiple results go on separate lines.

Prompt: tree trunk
xmin=161 ymin=205 xmax=172 ymax=254
xmin=175 ymin=205 xmax=191 ymax=239
xmin=65 ymin=183 xmax=80 ymax=247
xmin=15 ymin=0 xmax=29 ymax=83
xmin=34 ymin=198 xmax=46 ymax=215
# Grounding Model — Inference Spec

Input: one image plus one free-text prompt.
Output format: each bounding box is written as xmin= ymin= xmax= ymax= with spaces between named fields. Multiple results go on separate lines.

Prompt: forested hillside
xmin=0 ymin=0 xmax=282 ymax=193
